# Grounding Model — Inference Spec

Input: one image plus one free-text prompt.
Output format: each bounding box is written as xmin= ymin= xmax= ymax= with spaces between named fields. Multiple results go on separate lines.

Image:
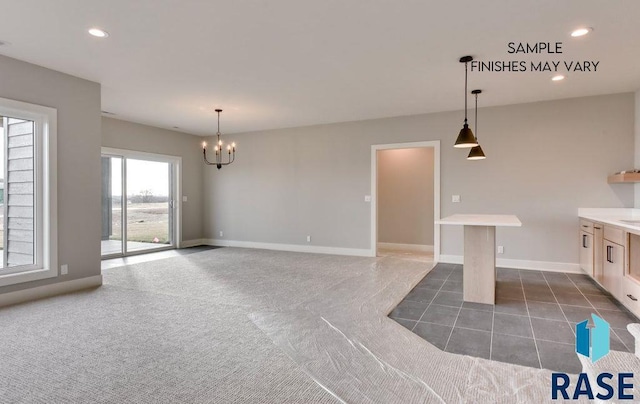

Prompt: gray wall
xmin=634 ymin=91 xmax=640 ymax=208
xmin=204 ymin=93 xmax=635 ymax=264
xmin=101 ymin=117 xmax=205 ymax=243
xmin=0 ymin=54 xmax=101 ymax=293
xmin=377 ymin=147 xmax=434 ymax=246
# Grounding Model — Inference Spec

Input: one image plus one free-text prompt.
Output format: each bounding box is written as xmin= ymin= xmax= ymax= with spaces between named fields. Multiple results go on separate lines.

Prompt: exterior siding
xmin=5 ymin=118 xmax=34 ymax=267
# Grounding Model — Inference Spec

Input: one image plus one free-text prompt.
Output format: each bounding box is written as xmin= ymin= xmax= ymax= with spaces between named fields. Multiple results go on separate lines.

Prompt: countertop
xmin=436 ymin=214 xmax=522 ymax=227
xmin=578 ymin=208 xmax=640 ymax=234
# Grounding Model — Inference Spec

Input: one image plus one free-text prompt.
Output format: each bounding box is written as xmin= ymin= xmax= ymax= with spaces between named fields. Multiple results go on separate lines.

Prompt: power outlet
xmin=60 ymin=264 xmax=68 ymax=275
xmin=219 ymin=231 xmax=224 ymax=238
xmin=306 ymin=235 xmax=311 ymax=243
xmin=182 ymin=196 xmax=188 ymax=202
xmin=364 ymin=195 xmax=372 ymax=202
xmin=452 ymin=195 xmax=461 ymax=203
xmin=497 ymin=246 xmax=504 ymax=254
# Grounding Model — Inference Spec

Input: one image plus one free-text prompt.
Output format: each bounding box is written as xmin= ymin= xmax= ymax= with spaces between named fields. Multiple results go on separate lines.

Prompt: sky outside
xmin=110 ymin=158 xmax=170 ymax=198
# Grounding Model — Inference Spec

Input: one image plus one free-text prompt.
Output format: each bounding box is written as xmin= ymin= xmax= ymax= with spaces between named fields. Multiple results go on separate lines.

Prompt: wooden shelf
xmin=608 ymin=173 xmax=640 ymax=184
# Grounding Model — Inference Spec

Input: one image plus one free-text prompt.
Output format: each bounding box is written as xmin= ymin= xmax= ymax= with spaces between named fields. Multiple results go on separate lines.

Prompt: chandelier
xmin=203 ymin=109 xmax=236 ymax=169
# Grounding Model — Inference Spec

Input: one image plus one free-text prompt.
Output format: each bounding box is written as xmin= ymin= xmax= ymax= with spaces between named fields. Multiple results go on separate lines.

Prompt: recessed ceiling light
xmin=552 ymin=75 xmax=565 ymax=81
xmin=88 ymin=28 xmax=109 ymax=38
xmin=571 ymin=27 xmax=592 ymax=37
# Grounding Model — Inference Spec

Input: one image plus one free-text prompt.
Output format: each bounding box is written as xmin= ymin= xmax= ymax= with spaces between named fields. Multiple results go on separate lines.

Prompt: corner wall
xmin=0 ymin=55 xmax=101 ymax=294
xmin=101 ymin=117 xmax=206 ymax=243
xmin=204 ymin=93 xmax=634 ymax=266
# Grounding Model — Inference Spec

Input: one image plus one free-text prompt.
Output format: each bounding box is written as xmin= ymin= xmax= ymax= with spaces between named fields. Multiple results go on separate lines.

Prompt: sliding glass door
xmin=101 ymin=156 xmax=123 ymax=255
xmin=101 ymin=151 xmax=177 ymax=257
xmin=125 ymin=159 xmax=171 ymax=253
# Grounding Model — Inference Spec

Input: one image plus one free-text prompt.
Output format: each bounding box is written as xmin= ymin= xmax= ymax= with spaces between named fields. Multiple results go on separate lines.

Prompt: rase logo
xmin=576 ymin=313 xmax=610 ymax=363
xmin=552 ymin=314 xmax=634 ymax=401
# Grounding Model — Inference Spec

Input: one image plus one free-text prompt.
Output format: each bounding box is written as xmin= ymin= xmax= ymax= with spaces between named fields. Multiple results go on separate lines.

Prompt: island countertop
xmin=436 ymin=214 xmax=522 ymax=227
xmin=578 ymin=208 xmax=640 ymax=235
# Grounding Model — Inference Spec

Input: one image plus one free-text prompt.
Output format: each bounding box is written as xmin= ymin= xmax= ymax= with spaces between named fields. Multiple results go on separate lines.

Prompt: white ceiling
xmin=0 ymin=0 xmax=639 ymax=136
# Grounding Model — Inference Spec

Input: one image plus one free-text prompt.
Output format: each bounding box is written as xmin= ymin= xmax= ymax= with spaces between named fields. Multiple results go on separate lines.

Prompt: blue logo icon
xmin=576 ymin=313 xmax=610 ymax=363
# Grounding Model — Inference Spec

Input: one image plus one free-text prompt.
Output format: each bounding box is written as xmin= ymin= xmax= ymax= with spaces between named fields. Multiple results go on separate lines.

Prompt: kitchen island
xmin=436 ymin=214 xmax=522 ymax=304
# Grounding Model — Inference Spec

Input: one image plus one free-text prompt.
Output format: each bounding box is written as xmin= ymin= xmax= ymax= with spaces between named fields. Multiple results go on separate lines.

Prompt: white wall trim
xmin=204 ymin=239 xmax=372 ymax=257
xmin=438 ymin=254 xmax=582 ymax=274
xmin=377 ymin=242 xmax=434 ymax=253
xmin=0 ymin=275 xmax=102 ymax=308
xmin=371 ymin=140 xmax=440 ymax=261
xmin=181 ymin=239 xmax=206 ymax=248
xmin=0 ymin=97 xmax=58 ymax=287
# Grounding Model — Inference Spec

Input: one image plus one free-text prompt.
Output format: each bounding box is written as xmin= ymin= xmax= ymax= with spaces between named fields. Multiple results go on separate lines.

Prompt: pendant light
xmin=467 ymin=89 xmax=486 ymax=160
xmin=454 ymin=56 xmax=478 ymax=148
xmin=203 ymin=109 xmax=236 ymax=169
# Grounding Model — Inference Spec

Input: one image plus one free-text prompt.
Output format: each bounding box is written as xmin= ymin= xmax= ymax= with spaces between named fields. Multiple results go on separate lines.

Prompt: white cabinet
xmin=593 ymin=224 xmax=604 ymax=284
xmin=579 ymin=230 xmax=594 ymax=277
xmin=603 ymin=238 xmax=625 ymax=301
xmin=579 ymin=219 xmax=595 ymax=276
xmin=580 ymin=220 xmax=625 ymax=299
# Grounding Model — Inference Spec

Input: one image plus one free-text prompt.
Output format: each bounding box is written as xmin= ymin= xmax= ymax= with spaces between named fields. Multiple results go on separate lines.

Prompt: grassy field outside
xmin=0 ymin=202 xmax=170 ymax=251
xmin=108 ymin=202 xmax=170 ymax=244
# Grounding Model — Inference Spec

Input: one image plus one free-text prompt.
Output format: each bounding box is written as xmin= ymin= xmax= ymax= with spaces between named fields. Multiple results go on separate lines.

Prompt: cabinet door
xmin=579 ymin=231 xmax=594 ymax=276
xmin=593 ymin=225 xmax=604 ymax=284
xmin=603 ymin=241 xmax=625 ymax=300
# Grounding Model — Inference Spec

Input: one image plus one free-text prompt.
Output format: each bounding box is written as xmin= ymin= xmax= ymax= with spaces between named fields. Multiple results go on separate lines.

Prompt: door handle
xmin=628 ymin=294 xmax=638 ymax=302
xmin=582 ymin=234 xmax=587 ymax=248
xmin=606 ymin=245 xmax=613 ymax=263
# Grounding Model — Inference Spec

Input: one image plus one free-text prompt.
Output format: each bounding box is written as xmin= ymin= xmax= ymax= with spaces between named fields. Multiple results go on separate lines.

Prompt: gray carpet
xmin=0 ymin=248 xmax=605 ymax=403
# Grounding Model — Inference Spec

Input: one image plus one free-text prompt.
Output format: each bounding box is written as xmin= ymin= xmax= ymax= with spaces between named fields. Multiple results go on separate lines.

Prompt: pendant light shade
xmin=467 ymin=144 xmax=486 ymax=160
xmin=467 ymin=89 xmax=486 ymax=160
xmin=454 ymin=56 xmax=478 ymax=148
xmin=455 ymin=124 xmax=478 ymax=148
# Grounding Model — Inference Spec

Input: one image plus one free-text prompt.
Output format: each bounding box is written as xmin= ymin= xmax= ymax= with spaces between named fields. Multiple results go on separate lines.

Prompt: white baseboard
xmin=0 ymin=275 xmax=103 ymax=308
xmin=438 ymin=255 xmax=582 ymax=274
xmin=180 ymin=239 xmax=206 ymax=248
xmin=377 ymin=243 xmax=434 ymax=253
xmin=204 ymin=239 xmax=373 ymax=257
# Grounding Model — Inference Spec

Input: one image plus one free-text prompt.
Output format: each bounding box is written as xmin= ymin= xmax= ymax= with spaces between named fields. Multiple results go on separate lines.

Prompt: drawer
xmin=604 ymin=225 xmax=626 ymax=246
xmin=579 ymin=219 xmax=594 ymax=234
xmin=622 ymin=277 xmax=640 ymax=317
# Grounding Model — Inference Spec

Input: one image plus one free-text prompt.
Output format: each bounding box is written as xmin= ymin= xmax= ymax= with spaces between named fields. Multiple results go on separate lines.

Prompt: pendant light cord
xmin=474 ymin=92 xmax=478 ymax=140
xmin=464 ymin=61 xmax=468 ymax=125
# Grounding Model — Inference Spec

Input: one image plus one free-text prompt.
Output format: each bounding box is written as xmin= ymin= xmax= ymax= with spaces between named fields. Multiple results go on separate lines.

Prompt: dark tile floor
xmin=389 ymin=263 xmax=640 ymax=373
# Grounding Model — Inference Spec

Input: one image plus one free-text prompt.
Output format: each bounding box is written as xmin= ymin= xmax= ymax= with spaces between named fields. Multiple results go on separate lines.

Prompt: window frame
xmin=0 ymin=97 xmax=57 ymax=287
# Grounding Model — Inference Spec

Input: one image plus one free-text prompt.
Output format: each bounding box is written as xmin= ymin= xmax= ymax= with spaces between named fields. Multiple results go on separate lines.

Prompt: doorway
xmin=101 ymin=148 xmax=181 ymax=258
xmin=371 ymin=141 xmax=440 ymax=261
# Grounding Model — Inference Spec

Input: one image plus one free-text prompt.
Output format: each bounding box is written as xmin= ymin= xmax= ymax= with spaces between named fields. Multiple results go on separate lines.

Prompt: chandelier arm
xmin=203 ymin=149 xmax=218 ymax=165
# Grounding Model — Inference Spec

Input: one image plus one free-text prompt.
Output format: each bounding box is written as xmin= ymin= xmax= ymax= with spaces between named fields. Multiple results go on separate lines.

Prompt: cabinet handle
xmin=628 ymin=294 xmax=638 ymax=302
xmin=594 ymin=226 xmax=601 ymax=230
xmin=582 ymin=234 xmax=587 ymax=248
xmin=607 ymin=245 xmax=613 ymax=263
xmin=582 ymin=225 xmax=588 ymax=228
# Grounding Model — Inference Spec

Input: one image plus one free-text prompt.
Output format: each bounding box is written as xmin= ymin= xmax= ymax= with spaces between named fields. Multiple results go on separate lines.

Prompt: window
xmin=0 ymin=97 xmax=57 ymax=286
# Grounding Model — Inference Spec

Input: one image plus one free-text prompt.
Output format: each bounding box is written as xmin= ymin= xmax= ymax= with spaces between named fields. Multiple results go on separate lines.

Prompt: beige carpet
xmin=0 ymin=248 xmax=588 ymax=403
